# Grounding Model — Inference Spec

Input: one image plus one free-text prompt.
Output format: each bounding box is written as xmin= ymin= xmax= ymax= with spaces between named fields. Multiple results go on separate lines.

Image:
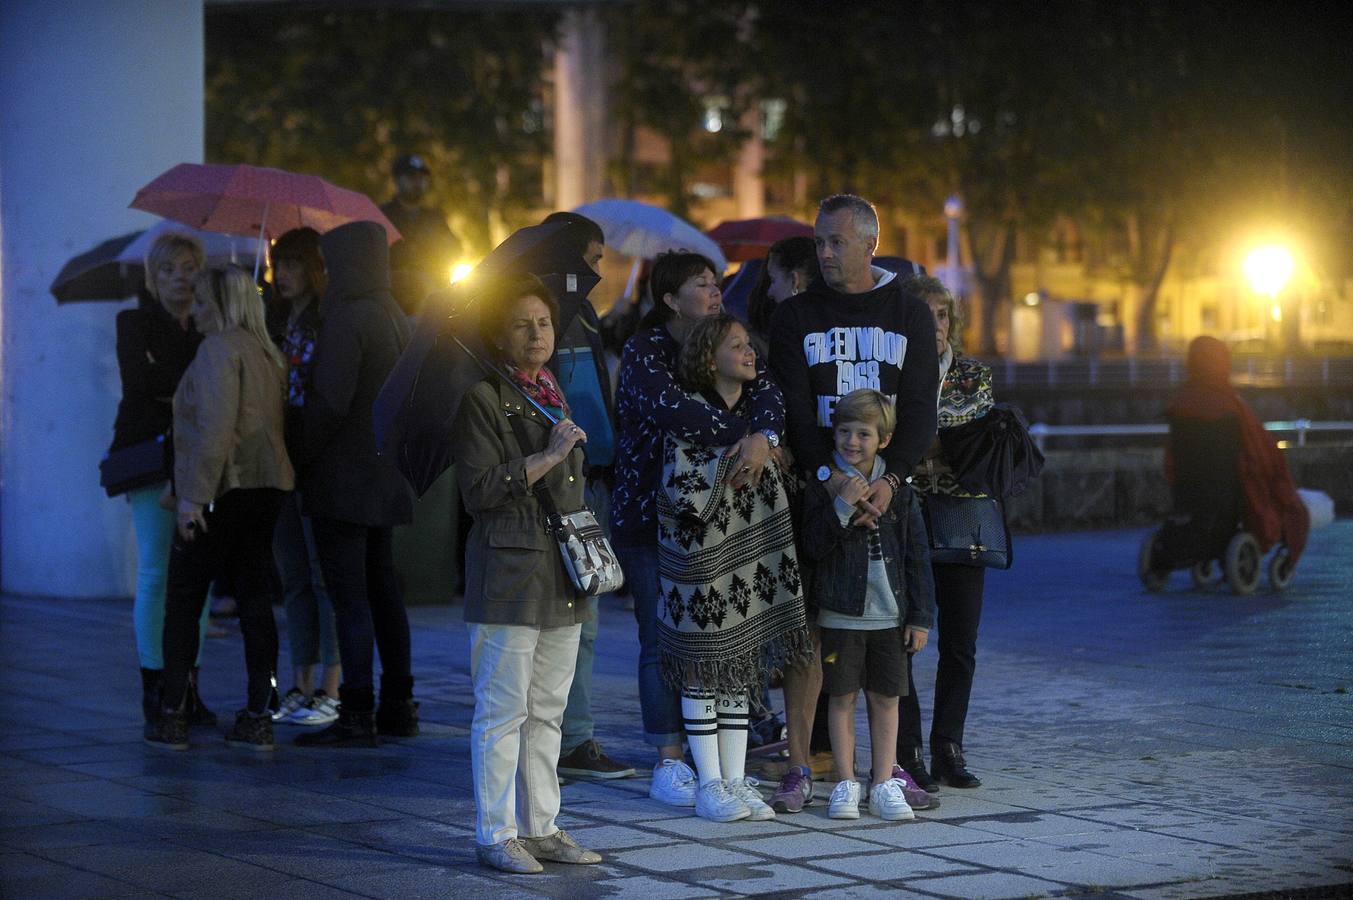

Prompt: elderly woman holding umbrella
xmin=451 ymin=272 xmax=603 ymax=875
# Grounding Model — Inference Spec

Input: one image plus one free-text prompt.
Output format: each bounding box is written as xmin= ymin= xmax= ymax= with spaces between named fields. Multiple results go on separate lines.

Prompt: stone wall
xmin=1007 ymin=444 xmax=1352 ymax=532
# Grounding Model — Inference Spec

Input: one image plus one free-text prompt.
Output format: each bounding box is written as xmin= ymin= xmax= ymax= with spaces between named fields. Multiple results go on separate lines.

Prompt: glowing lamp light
xmin=1243 ymin=245 xmax=1295 ymax=298
xmin=1022 ymin=292 xmax=1041 ymax=307
xmin=449 ymin=261 xmax=475 ymax=284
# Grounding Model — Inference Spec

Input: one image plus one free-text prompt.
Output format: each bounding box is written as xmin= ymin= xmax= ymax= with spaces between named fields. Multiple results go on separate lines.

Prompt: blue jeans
xmin=128 ymin=483 xmax=208 ymax=670
xmin=559 ymin=476 xmax=608 ymax=753
xmin=273 ymin=493 xmax=339 ymax=670
xmin=614 ymin=539 xmax=682 ymax=748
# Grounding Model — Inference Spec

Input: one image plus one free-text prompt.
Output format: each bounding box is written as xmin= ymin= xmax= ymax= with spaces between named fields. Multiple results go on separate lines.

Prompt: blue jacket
xmin=800 ymin=478 xmax=936 ymax=630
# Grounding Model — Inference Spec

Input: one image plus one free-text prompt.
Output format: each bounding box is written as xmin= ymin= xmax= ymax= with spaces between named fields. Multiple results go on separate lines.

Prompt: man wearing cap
xmin=380 ymin=154 xmax=463 ymax=315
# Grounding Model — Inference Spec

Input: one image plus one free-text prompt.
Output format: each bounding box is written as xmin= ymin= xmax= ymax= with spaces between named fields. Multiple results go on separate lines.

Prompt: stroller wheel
xmin=1223 ymin=532 xmax=1261 ymax=596
xmin=1268 ymin=545 xmax=1296 ymax=592
xmin=1190 ymin=560 xmax=1222 ymax=589
xmin=1138 ymin=531 xmax=1169 ymax=592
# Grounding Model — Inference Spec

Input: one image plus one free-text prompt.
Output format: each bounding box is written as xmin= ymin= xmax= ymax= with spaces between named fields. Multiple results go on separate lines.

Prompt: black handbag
xmin=99 ymin=432 xmax=172 ymax=498
xmin=920 ymin=492 xmax=1012 ymax=569
xmin=940 ymin=404 xmax=1046 ymax=499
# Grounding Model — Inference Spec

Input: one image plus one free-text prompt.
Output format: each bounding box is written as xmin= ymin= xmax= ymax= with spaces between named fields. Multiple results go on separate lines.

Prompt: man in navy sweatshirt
xmin=766 ymin=193 xmax=939 ymax=813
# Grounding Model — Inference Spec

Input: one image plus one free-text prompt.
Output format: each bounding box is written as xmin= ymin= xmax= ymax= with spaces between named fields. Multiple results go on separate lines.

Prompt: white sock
xmin=681 ymin=689 xmax=721 ymax=786
xmin=716 ymin=691 xmax=750 ymax=784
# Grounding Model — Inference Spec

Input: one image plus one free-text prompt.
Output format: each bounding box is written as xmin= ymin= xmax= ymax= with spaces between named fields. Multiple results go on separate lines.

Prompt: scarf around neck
xmin=506 ymin=364 xmax=569 ymax=417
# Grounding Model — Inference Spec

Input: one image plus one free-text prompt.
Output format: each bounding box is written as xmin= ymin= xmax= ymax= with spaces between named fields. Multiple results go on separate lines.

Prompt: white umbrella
xmin=119 ymin=219 xmax=260 ymax=268
xmin=572 ymin=198 xmax=728 ymax=274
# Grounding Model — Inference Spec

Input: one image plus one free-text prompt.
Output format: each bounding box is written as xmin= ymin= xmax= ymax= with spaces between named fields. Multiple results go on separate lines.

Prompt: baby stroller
xmin=1138 ymin=417 xmax=1296 ymax=595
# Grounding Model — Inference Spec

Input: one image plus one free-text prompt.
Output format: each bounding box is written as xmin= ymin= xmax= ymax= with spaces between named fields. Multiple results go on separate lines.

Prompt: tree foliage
xmin=205 ymin=1 xmax=1353 ymax=352
xmin=206 ymin=6 xmax=557 ymax=253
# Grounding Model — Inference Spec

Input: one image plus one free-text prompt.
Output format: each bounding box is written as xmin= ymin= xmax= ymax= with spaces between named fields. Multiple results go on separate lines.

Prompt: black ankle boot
xmin=295 ymin=687 xmax=377 ymax=748
xmin=899 ymin=745 xmax=941 ymax=793
xmin=140 ymin=668 xmax=163 ymax=739
xmin=377 ymin=674 xmax=419 ymax=737
xmin=145 ymin=700 xmax=189 ymax=752
xmin=932 ymin=741 xmax=981 ymax=789
xmin=185 ymin=668 xmax=217 ymax=728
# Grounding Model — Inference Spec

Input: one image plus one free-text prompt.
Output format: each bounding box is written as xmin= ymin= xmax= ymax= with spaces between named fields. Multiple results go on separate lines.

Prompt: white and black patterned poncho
xmin=656 ymin=430 xmax=813 ymax=694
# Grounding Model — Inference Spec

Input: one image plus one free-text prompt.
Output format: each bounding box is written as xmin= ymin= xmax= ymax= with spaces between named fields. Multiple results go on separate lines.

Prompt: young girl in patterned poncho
xmin=657 ymin=313 xmax=814 ymax=823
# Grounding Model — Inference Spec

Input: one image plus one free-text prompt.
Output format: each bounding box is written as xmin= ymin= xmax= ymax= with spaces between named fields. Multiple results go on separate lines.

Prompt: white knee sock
xmin=681 ymin=689 xmax=721 ymax=786
xmin=716 ymin=691 xmax=750 ymax=783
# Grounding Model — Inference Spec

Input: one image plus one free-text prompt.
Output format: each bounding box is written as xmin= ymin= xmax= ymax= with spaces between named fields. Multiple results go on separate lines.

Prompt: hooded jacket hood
xmin=320 ymin=221 xmax=393 ymax=307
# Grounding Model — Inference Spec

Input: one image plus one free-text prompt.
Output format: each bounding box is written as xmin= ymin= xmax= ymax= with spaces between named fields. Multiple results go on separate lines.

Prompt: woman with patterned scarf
xmin=451 ymin=273 xmax=602 ymax=875
xmin=895 ymin=276 xmax=996 ymax=792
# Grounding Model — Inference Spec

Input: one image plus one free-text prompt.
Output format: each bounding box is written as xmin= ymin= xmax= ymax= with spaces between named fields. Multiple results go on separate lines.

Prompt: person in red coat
xmin=1167 ymin=335 xmax=1310 ymax=566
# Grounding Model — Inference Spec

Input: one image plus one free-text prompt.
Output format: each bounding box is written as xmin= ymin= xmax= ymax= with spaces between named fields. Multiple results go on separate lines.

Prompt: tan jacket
xmin=173 ymin=327 xmax=294 ymax=505
xmin=453 ymin=376 xmax=589 ymax=628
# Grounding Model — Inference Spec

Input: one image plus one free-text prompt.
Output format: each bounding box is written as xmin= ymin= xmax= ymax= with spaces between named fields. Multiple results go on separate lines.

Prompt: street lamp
xmin=1243 ymin=244 xmax=1299 ymax=350
xmin=942 ymin=195 xmax=962 ymax=296
xmin=1243 ymin=245 xmax=1294 ymax=312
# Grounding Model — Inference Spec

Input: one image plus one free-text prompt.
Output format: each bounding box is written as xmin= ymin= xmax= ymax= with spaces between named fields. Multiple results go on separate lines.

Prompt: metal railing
xmin=1027 ymin=420 xmax=1353 ymax=451
xmin=988 ymin=357 xmax=1353 ymax=389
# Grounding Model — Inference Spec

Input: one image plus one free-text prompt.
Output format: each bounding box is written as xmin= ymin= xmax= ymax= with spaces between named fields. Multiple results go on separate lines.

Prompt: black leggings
xmin=899 ymin=562 xmax=986 ymax=753
xmin=309 ymin=518 xmax=411 ymax=701
xmin=162 ymin=488 xmax=284 ymax=714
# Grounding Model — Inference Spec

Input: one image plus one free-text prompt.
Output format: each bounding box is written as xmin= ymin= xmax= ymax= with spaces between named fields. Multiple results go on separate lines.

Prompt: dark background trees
xmin=206 ymin=0 xmax=1353 ymax=352
xmin=206 ymin=5 xmax=556 ymax=253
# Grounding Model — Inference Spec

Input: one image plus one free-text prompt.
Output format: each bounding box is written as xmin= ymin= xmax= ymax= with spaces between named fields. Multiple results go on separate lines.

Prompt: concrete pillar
xmin=732 ymin=107 xmax=764 ymax=219
xmin=553 ymin=6 xmax=606 ymax=210
xmin=1 ymin=0 xmax=204 ymax=598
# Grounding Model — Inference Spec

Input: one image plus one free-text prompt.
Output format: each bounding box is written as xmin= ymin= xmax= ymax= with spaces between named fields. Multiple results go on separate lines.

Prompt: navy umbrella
xmin=49 ymin=232 xmax=141 ymax=303
xmin=50 ymin=221 xmax=259 ymax=303
xmin=373 ymin=219 xmax=601 ymax=497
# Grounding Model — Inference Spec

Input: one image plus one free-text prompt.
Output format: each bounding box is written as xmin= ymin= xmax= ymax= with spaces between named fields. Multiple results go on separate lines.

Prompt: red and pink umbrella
xmin=707 ymin=216 xmax=813 ymax=263
xmin=130 ymin=162 xmax=401 ymax=276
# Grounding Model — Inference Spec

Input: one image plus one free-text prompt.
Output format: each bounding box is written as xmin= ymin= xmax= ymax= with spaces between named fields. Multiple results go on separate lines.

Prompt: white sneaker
xmin=695 ymin=779 xmax=751 ymax=822
xmin=727 ymin=777 xmax=776 ymax=821
xmin=649 ymin=759 xmax=698 ymax=807
xmin=270 ymin=688 xmax=307 ymax=724
xmin=868 ymin=777 xmax=916 ymax=821
xmin=828 ymin=779 xmax=861 ymax=819
xmin=290 ymin=692 xmax=339 ymax=726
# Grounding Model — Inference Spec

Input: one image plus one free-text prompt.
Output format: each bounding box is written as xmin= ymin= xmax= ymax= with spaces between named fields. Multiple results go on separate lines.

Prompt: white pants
xmin=468 ymin=621 xmax=582 ymax=846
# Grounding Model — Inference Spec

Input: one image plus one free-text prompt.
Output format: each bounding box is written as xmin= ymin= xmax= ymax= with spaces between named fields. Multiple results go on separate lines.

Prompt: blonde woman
xmin=109 ymin=231 xmax=218 ymax=737
xmin=146 ymin=265 xmax=295 ymax=752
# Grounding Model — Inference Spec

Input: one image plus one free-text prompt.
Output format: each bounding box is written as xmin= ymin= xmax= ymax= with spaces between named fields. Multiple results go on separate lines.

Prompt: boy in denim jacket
xmin=799 ymin=389 xmax=938 ymax=820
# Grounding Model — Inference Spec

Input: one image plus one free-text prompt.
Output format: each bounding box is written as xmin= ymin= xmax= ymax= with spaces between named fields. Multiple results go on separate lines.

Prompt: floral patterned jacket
xmin=612 ymin=325 xmax=783 ymax=543
xmin=911 ymin=354 xmax=994 ymax=497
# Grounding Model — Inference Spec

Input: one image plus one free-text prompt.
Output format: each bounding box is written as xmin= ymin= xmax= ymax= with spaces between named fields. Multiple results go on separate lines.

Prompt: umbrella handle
xmin=253 ymin=202 xmax=269 ymax=280
xmin=623 ymin=258 xmax=642 ymax=301
xmin=446 ymin=333 xmax=560 ymax=425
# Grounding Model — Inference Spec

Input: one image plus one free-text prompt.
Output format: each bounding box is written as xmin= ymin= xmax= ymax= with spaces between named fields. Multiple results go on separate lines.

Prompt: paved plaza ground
xmin=2 ymin=522 xmax=1351 ymax=899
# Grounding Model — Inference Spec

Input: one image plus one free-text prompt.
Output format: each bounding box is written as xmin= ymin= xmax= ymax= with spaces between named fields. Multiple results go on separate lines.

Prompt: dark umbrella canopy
xmin=50 ymin=232 xmax=141 ymax=303
xmin=373 ymin=219 xmax=601 ymax=496
xmin=51 ymin=221 xmax=262 ymax=303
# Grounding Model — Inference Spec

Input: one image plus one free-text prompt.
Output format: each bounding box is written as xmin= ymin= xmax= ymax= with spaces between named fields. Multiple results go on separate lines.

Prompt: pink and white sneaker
xmin=891 ymin=764 xmax=941 ymax=810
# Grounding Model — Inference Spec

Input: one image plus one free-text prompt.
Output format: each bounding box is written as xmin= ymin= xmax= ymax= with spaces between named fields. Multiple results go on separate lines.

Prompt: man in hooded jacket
xmin=294 ymin=220 xmax=418 ymax=747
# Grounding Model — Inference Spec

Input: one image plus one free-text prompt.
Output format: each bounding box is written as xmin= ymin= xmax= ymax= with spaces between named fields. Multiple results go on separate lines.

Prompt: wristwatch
xmin=816 ymin=465 xmax=832 ymax=483
xmin=758 ymin=428 xmax=780 ymax=449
